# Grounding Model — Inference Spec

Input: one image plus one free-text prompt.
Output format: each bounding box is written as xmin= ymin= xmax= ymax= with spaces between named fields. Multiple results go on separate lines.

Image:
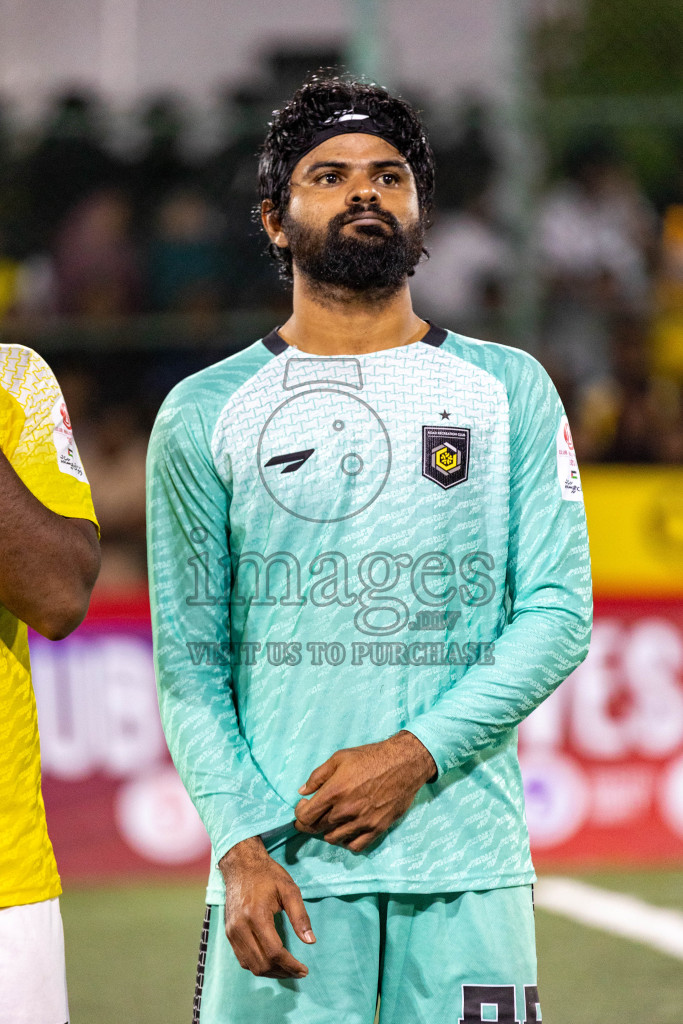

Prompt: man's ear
xmin=261 ymin=200 xmax=289 ymax=249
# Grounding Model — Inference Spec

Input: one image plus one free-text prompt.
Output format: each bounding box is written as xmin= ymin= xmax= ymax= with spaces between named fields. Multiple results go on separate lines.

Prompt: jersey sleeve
xmin=0 ymin=347 xmax=99 ymax=532
xmin=146 ymin=392 xmax=295 ymax=868
xmin=404 ymin=354 xmax=593 ymax=776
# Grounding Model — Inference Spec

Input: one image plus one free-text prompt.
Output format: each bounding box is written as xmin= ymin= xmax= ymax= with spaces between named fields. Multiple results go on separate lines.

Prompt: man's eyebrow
xmin=371 ymin=160 xmax=410 ymax=171
xmin=302 ymin=158 xmax=410 ymax=175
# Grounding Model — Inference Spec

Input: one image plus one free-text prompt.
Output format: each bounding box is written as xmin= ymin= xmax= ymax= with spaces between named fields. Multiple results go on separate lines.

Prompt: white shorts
xmin=0 ymin=897 xmax=69 ymax=1024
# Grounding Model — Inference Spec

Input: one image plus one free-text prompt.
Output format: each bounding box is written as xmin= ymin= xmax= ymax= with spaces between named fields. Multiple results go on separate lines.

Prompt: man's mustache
xmin=331 ymin=206 xmax=401 ymax=232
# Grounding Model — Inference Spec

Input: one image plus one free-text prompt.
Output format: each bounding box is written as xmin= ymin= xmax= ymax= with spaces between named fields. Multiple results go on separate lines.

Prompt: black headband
xmin=283 ymin=110 xmax=406 ymax=179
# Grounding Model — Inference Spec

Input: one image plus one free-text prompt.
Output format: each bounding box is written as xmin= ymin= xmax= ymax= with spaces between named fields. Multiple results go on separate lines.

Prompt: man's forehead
xmin=291 ymin=133 xmax=408 ymax=179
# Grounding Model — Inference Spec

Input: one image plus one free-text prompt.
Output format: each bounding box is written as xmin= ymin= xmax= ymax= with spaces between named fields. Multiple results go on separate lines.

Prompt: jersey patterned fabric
xmin=147 ymin=324 xmax=592 ymax=903
xmin=0 ymin=345 xmax=98 ymax=908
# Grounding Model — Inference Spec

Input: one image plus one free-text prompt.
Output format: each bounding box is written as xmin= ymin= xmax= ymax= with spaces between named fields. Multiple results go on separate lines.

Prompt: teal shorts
xmin=193 ymin=886 xmax=541 ymax=1024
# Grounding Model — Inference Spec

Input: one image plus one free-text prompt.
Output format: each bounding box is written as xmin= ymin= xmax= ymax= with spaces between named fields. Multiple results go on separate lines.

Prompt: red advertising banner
xmin=520 ymin=597 xmax=683 ymax=867
xmin=35 ymin=595 xmax=683 ymax=881
xmin=35 ymin=595 xmax=211 ymax=882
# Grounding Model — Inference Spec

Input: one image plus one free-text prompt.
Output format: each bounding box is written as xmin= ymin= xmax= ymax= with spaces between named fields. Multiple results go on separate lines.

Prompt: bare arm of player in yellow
xmin=0 ymin=449 xmax=100 ymax=640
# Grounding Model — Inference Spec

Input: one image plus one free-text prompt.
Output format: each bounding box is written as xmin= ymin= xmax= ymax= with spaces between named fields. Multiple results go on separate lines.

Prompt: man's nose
xmin=346 ymin=180 xmax=381 ymax=205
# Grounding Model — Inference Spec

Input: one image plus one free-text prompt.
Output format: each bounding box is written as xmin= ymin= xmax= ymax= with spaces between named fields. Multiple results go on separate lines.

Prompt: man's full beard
xmin=282 ymin=206 xmax=426 ymax=298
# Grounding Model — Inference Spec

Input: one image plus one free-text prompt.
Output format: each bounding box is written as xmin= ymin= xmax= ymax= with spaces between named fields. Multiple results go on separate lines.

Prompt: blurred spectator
xmin=200 ymin=85 xmax=281 ymax=308
xmin=411 ymin=188 xmax=512 ymax=337
xmin=432 ymin=97 xmax=498 ymax=211
xmin=79 ymin=401 xmax=148 ymax=592
xmin=147 ymin=188 xmax=226 ymax=313
xmin=53 ymin=189 xmax=141 ymax=318
xmin=0 ymin=98 xmax=10 ymax=170
xmin=0 ymin=97 xmax=31 ymax=259
xmin=536 ymin=134 xmax=658 ymax=389
xmin=0 ymin=229 xmax=19 ymax=319
xmin=653 ymin=131 xmax=683 ymax=215
xmin=57 ymin=367 xmax=148 ymax=592
xmin=201 ymin=84 xmax=266 ymax=204
xmin=412 ymin=96 xmax=508 ymax=336
xmin=23 ymin=91 xmax=121 ymax=251
xmin=573 ymin=312 xmax=682 ymax=462
xmin=9 ymin=254 xmax=57 ymax=318
xmin=49 ymin=362 xmax=147 ymax=590
xmin=651 ymin=201 xmax=683 ymax=387
xmin=130 ymin=95 xmax=193 ymax=230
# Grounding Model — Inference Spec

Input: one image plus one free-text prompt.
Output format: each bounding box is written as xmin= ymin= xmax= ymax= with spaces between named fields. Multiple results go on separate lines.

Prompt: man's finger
xmin=280 ymin=883 xmax=316 ymax=945
xmin=293 ymin=817 xmax=320 ymax=835
xmin=294 ymin=786 xmax=337 ymax=827
xmin=226 ymin=918 xmax=269 ymax=977
xmin=297 ymin=756 xmax=337 ymax=796
xmin=253 ymin=913 xmax=309 ymax=977
xmin=321 ymin=822 xmax=366 ymax=847
xmin=263 ymin=944 xmax=309 ymax=978
xmin=346 ymin=830 xmax=379 ymax=852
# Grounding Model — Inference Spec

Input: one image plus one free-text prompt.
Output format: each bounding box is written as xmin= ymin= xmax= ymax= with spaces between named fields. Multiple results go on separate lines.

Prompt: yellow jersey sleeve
xmin=0 ymin=345 xmax=99 ymax=535
xmin=0 ymin=345 xmax=99 ymax=906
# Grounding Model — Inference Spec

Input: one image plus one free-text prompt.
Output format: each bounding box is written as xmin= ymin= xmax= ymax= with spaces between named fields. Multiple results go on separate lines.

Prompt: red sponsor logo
xmin=563 ymin=422 xmax=574 ymax=450
xmin=60 ymin=402 xmax=72 ymax=431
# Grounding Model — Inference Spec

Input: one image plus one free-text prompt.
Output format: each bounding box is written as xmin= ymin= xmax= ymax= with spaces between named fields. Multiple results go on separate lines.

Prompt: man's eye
xmin=379 ymin=173 xmax=399 ymax=185
xmin=320 ymin=172 xmax=340 ymax=184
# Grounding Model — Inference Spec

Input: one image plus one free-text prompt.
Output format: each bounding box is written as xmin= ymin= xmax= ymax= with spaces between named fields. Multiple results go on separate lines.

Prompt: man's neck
xmin=278 ymin=274 xmax=429 ymax=355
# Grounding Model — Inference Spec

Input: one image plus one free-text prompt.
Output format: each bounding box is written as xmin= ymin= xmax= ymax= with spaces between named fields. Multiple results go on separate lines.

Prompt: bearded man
xmin=146 ymin=74 xmax=592 ymax=1024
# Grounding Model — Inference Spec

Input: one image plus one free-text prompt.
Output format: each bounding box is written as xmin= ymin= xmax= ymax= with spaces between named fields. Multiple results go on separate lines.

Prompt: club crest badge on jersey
xmin=422 ymin=425 xmax=470 ymax=490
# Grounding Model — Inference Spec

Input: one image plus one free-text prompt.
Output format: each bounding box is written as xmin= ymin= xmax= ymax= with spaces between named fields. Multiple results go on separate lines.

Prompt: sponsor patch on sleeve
xmin=556 ymin=415 xmax=583 ymax=502
xmin=51 ymin=396 xmax=88 ymax=481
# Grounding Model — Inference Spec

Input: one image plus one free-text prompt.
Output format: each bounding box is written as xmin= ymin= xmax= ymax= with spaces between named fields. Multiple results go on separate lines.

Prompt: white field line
xmin=534 ymin=877 xmax=683 ymax=961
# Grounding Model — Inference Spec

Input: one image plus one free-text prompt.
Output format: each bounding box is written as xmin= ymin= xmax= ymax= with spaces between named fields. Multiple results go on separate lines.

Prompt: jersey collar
xmin=261 ymin=321 xmax=447 ymax=356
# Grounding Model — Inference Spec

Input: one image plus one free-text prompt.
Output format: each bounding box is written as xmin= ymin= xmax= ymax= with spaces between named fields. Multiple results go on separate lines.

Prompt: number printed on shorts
xmin=459 ymin=984 xmax=541 ymax=1023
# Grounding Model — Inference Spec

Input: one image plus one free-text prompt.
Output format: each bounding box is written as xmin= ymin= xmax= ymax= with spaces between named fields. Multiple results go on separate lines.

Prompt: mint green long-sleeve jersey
xmin=146 ymin=324 xmax=592 ymax=903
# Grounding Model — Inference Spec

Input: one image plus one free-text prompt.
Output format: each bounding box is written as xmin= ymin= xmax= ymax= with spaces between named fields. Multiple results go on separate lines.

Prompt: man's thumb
xmin=298 ymin=757 xmax=336 ymax=795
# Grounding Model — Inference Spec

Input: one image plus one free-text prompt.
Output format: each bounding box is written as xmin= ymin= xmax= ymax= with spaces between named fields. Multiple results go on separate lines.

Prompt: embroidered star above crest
xmin=440 ymin=410 xmax=450 ymax=420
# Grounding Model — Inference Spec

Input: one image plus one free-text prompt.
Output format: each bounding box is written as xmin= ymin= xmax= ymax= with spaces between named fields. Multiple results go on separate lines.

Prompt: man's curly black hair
xmin=257 ymin=73 xmax=435 ymax=282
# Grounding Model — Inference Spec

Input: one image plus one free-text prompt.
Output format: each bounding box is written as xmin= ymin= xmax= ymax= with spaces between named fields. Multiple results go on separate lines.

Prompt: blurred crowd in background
xmin=0 ymin=49 xmax=682 ymax=590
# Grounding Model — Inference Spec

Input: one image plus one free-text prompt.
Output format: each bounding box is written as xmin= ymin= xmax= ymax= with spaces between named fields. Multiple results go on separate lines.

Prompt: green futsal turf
xmin=61 ymin=871 xmax=683 ymax=1024
xmin=535 ymin=870 xmax=683 ymax=1024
